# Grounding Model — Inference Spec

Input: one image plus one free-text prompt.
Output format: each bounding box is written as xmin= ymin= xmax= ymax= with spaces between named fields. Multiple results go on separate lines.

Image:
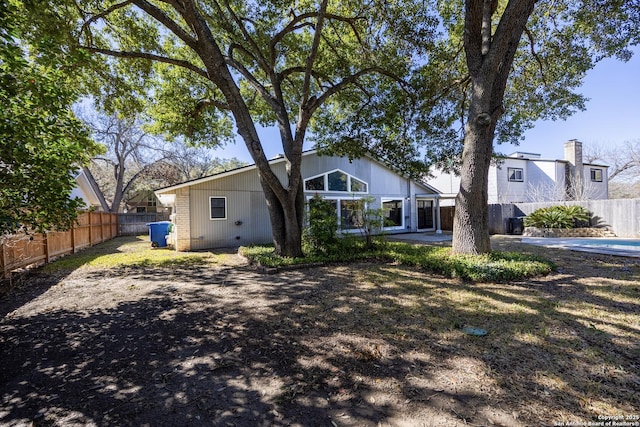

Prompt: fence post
xmin=44 ymin=232 xmax=50 ymax=264
xmin=1 ymin=242 xmax=7 ymax=280
xmin=71 ymin=224 xmax=76 ymax=254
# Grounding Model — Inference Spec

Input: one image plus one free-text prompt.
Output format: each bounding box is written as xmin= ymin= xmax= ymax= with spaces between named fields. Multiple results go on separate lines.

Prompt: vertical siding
xmin=163 ymin=153 xmax=437 ymax=250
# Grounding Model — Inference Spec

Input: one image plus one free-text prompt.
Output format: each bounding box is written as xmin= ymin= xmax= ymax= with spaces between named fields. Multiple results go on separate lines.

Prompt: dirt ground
xmin=1 ymin=236 xmax=639 ymax=427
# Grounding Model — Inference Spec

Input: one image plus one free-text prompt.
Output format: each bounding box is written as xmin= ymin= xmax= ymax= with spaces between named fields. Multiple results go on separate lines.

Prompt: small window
xmin=590 ymin=168 xmax=603 ymax=182
xmin=210 ymin=197 xmax=227 ymax=220
xmin=508 ymin=167 xmax=524 ymax=182
xmin=147 ymin=196 xmax=157 ymax=207
xmin=136 ymin=206 xmax=146 ymax=213
xmin=305 ymin=176 xmax=325 ymax=191
xmin=350 ymin=177 xmax=367 ymax=193
xmin=383 ymin=200 xmax=403 ymax=228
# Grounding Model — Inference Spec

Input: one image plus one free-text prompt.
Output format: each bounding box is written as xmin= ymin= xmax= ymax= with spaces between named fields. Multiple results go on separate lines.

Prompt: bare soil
xmin=1 ymin=236 xmax=639 ymax=426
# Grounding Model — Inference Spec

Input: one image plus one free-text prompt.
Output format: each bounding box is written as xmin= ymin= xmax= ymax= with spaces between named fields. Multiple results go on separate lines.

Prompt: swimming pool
xmin=520 ymin=237 xmax=640 ymax=257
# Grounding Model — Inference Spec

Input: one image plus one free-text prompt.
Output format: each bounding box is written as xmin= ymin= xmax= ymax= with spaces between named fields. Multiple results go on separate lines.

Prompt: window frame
xmin=590 ymin=168 xmax=603 ymax=182
xmin=507 ymin=167 xmax=524 ymax=182
xmin=306 ymin=195 xmax=364 ymax=233
xmin=209 ymin=196 xmax=227 ymax=221
xmin=303 ymin=169 xmax=369 ymax=194
xmin=381 ymin=198 xmax=405 ymax=230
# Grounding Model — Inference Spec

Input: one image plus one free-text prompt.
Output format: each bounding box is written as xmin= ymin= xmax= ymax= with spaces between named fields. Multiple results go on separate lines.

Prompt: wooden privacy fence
xmin=1 ymin=212 xmax=118 ymax=280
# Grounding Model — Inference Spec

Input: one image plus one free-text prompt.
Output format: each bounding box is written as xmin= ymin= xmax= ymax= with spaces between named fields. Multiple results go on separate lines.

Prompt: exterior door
xmin=417 ymin=199 xmax=434 ymax=230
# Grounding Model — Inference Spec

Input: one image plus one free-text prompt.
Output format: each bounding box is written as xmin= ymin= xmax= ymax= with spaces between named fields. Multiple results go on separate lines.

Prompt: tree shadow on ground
xmin=1 ymin=239 xmax=639 ymax=426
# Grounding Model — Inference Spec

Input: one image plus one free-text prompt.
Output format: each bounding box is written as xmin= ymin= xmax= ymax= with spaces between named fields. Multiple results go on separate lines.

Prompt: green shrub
xmin=303 ymin=194 xmax=339 ymax=255
xmin=239 ymin=240 xmax=554 ymax=282
xmin=524 ymin=205 xmax=591 ymax=229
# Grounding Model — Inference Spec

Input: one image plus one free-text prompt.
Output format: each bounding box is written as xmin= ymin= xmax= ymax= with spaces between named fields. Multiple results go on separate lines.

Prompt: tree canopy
xmin=0 ymin=1 xmax=102 ymax=235
xmin=11 ymin=0 xmax=640 ymax=254
xmin=21 ymin=0 xmax=436 ymax=256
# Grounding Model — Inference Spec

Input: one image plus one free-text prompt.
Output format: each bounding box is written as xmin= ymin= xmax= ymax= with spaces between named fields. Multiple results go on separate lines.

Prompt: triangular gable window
xmin=304 ymin=169 xmax=368 ymax=193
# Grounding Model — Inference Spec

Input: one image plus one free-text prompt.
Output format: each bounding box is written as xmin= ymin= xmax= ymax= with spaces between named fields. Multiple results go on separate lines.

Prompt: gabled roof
xmin=74 ymin=168 xmax=110 ymax=211
xmin=155 ymin=150 xmax=440 ymax=194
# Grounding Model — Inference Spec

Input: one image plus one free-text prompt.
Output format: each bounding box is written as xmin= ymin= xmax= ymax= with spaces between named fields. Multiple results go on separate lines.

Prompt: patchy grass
xmin=240 ymin=240 xmax=554 ymax=282
xmin=2 ymin=235 xmax=638 ymax=426
xmin=42 ymin=235 xmax=225 ymax=272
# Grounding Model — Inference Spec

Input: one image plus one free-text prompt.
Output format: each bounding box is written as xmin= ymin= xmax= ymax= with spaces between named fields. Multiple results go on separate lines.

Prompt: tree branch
xmin=220 ymin=0 xmax=270 ymax=73
xmin=224 ymin=53 xmax=278 ymax=109
xmin=80 ymin=0 xmax=134 ymax=35
xmin=131 ymin=0 xmax=198 ymax=50
xmin=82 ymin=46 xmax=209 ymax=78
xmin=524 ymin=27 xmax=546 ymax=84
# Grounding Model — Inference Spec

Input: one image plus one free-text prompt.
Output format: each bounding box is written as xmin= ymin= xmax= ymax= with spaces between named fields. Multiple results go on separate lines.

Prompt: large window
xmin=590 ymin=168 xmax=603 ymax=182
xmin=382 ymin=199 xmax=403 ymax=228
xmin=209 ymin=197 xmax=227 ymax=220
xmin=340 ymin=200 xmax=363 ymax=230
xmin=304 ymin=170 xmax=368 ymax=193
xmin=307 ymin=196 xmax=365 ymax=231
xmin=508 ymin=167 xmax=524 ymax=182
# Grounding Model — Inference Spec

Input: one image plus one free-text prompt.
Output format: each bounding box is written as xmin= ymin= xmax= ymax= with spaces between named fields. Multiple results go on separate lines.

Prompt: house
xmin=427 ymin=140 xmax=609 ymax=204
xmin=72 ymin=167 xmax=109 ymax=211
xmin=154 ymin=151 xmax=442 ymax=251
xmin=124 ymin=190 xmax=167 ymax=214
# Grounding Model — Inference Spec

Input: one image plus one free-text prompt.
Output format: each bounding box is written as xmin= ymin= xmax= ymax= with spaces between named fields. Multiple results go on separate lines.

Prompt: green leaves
xmin=523 ymin=205 xmax=592 ymax=229
xmin=1 ymin=2 xmax=102 ymax=234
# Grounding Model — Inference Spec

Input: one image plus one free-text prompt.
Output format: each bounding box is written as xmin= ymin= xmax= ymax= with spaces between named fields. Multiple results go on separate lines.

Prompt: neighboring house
xmin=427 ymin=140 xmax=609 ymax=204
xmin=72 ymin=167 xmax=109 ymax=211
xmin=155 ymin=151 xmax=442 ymax=251
xmin=124 ymin=190 xmax=167 ymax=214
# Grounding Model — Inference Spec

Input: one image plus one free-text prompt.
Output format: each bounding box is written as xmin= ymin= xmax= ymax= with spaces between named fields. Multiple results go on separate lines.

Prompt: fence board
xmin=118 ymin=212 xmax=170 ymax=236
xmin=489 ymin=199 xmax=640 ymax=237
xmin=0 ymin=211 xmax=119 ymax=280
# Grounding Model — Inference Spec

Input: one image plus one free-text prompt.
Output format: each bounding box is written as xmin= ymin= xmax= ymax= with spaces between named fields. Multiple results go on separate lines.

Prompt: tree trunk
xmin=452 ymin=109 xmax=496 ymax=254
xmin=452 ymin=0 xmax=537 ymax=254
xmin=261 ymin=177 xmax=305 ymax=258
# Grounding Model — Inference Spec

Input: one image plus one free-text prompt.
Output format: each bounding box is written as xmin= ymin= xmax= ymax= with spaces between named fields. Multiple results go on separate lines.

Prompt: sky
xmin=213 ymin=46 xmax=640 ymax=165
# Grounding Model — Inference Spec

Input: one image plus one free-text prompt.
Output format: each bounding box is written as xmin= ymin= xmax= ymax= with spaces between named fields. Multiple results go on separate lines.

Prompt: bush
xmin=239 ymin=240 xmax=554 ymax=282
xmin=302 ymin=194 xmax=339 ymax=255
xmin=524 ymin=205 xmax=591 ymax=229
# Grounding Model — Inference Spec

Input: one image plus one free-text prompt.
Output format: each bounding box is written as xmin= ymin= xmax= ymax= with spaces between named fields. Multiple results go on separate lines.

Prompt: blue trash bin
xmin=146 ymin=221 xmax=172 ymax=248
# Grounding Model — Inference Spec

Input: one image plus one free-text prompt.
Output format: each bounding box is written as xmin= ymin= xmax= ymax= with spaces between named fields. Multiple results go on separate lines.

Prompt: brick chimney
xmin=564 ymin=139 xmax=584 ymax=199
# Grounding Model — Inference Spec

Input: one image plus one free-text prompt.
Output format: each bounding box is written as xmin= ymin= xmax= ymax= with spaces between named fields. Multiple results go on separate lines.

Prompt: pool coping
xmin=520 ymin=237 xmax=640 ymax=258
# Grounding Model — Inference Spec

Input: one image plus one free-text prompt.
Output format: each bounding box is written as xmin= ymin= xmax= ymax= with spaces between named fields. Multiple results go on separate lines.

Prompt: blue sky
xmin=516 ymin=45 xmax=640 ymax=160
xmin=215 ymin=46 xmax=640 ymax=164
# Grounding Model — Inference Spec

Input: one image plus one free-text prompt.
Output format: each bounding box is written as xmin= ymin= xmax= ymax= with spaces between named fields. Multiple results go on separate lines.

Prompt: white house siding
xmin=187 ymin=168 xmax=275 ymax=250
xmin=156 ymin=153 xmax=436 ymax=250
xmin=582 ymin=163 xmax=609 ymax=200
xmin=301 ymin=155 xmax=428 ymax=232
xmin=492 ymin=158 xmax=529 ymax=203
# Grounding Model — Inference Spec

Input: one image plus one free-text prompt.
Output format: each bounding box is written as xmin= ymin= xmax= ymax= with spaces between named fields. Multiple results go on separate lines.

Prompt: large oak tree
xmin=24 ymin=0 xmax=434 ymax=256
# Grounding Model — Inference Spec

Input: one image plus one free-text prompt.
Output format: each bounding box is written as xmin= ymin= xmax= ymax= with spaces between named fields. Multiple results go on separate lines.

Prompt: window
xmin=383 ymin=199 xmax=403 ymax=228
xmin=305 ymin=176 xmax=325 ymax=191
xmin=136 ymin=206 xmax=146 ymax=213
xmin=307 ymin=196 xmax=365 ymax=231
xmin=147 ymin=195 xmax=157 ymax=207
xmin=340 ymin=200 xmax=362 ymax=230
xmin=304 ymin=170 xmax=368 ymax=194
xmin=590 ymin=168 xmax=603 ymax=182
xmin=350 ymin=177 xmax=367 ymax=193
xmin=508 ymin=167 xmax=524 ymax=182
xmin=328 ymin=171 xmax=348 ymax=191
xmin=209 ymin=197 xmax=227 ymax=220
